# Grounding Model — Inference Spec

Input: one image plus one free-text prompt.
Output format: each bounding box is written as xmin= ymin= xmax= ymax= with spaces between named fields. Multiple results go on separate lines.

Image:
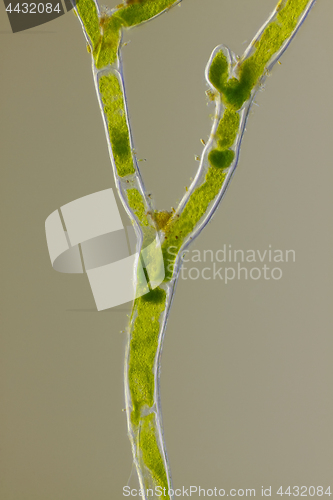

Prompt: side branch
xmin=72 ymin=0 xmax=182 ymax=246
xmin=162 ymin=0 xmax=317 ymax=281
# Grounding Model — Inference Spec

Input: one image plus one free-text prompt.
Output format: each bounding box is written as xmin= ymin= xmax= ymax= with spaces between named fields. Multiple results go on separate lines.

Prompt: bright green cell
xmin=99 ymin=74 xmax=135 ymax=177
xmin=162 ymin=166 xmax=227 ymax=280
xmin=127 ymin=189 xmax=149 ymax=227
xmin=208 ymin=50 xmax=229 ymax=95
xmin=95 ymin=16 xmax=122 ymax=69
xmin=277 ymin=0 xmax=310 ymax=29
xmin=161 ymin=103 xmax=241 ymax=279
xmin=128 ymin=288 xmax=166 ymax=427
xmin=116 ymin=0 xmax=178 ymax=28
xmin=75 ymin=0 xmax=100 ymax=49
xmin=140 ymin=413 xmax=170 ymax=498
xmin=245 ymin=0 xmax=309 ymax=79
xmin=216 ymin=108 xmax=240 ymax=149
xmin=78 ymin=1 xmax=180 ymax=69
xmin=127 ymin=189 xmax=156 ymax=248
xmin=209 ymin=0 xmax=310 ymax=110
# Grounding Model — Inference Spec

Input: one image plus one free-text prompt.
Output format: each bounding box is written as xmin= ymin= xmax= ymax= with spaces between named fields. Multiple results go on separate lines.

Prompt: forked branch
xmin=72 ymin=0 xmax=317 ymax=498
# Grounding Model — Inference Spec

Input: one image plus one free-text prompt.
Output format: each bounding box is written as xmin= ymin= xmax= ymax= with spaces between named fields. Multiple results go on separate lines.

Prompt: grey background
xmin=1 ymin=0 xmax=332 ymax=498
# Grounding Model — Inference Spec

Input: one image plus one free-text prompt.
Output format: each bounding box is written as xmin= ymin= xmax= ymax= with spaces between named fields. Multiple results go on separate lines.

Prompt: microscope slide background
xmin=1 ymin=0 xmax=332 ymax=498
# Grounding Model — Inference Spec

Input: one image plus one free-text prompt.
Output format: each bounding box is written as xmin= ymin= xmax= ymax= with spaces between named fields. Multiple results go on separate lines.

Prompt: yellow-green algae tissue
xmin=76 ymin=0 xmax=179 ymax=69
xmin=115 ymin=0 xmax=178 ymax=28
xmin=95 ymin=16 xmax=122 ymax=69
xmin=99 ymin=74 xmax=135 ymax=177
xmin=73 ymin=0 xmax=315 ymax=496
xmin=76 ymin=0 xmax=100 ymax=49
xmin=162 ymin=107 xmax=241 ymax=279
xmin=163 ymin=0 xmax=311 ymax=280
xmin=209 ymin=0 xmax=310 ymax=110
xmin=127 ymin=189 xmax=149 ymax=227
xmin=215 ymin=108 xmax=240 ymax=149
xmin=140 ymin=413 xmax=170 ymax=498
xmin=207 ymin=109 xmax=239 ymax=169
xmin=127 ymin=188 xmax=157 ymax=249
xmin=162 ymin=166 xmax=228 ymax=280
xmin=128 ymin=287 xmax=166 ymax=427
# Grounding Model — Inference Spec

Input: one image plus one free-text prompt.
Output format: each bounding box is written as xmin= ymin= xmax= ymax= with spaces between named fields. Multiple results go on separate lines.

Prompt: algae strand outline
xmin=70 ymin=0 xmax=317 ymax=498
